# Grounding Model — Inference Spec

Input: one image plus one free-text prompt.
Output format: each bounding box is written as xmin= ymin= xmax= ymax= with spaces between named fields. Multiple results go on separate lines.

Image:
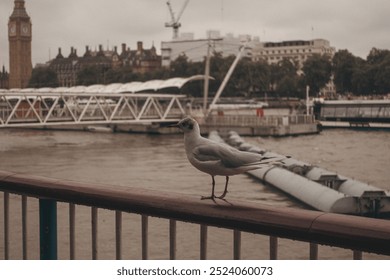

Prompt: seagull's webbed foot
xmin=201 ymin=176 xmax=218 ymax=202
xmin=201 ymin=195 xmax=217 ymax=202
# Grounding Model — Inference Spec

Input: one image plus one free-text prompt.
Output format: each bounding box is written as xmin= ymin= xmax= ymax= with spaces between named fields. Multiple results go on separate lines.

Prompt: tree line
xmin=29 ymin=47 xmax=390 ymax=98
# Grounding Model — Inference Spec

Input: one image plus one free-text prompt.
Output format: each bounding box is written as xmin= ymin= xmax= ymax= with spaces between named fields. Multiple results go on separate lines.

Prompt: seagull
xmin=171 ymin=116 xmax=280 ymax=201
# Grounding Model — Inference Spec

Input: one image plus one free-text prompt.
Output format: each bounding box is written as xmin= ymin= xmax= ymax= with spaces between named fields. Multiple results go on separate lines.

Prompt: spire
xmin=10 ymin=0 xmax=30 ymax=19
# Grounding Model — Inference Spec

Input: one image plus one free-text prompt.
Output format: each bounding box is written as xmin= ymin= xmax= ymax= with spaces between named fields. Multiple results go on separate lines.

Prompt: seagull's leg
xmin=201 ymin=176 xmax=216 ymax=201
xmin=218 ymin=176 xmax=229 ymax=199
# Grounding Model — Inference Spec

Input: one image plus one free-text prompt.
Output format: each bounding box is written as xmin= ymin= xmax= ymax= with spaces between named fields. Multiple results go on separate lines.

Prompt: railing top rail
xmin=1 ymin=170 xmax=389 ymax=255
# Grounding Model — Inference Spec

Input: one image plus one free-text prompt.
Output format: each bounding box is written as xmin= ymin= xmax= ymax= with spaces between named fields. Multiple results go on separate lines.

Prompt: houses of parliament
xmin=1 ymin=0 xmax=161 ymax=89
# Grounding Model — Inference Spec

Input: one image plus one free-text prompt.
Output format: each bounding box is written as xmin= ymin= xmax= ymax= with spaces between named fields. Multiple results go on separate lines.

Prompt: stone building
xmin=49 ymin=42 xmax=161 ymax=87
xmin=161 ymin=31 xmax=257 ymax=67
xmin=8 ymin=0 xmax=32 ymax=88
xmin=252 ymin=39 xmax=336 ymax=68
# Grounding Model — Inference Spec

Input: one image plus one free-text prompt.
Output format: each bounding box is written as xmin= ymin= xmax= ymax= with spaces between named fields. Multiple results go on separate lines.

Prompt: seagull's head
xmin=171 ymin=117 xmax=199 ymax=134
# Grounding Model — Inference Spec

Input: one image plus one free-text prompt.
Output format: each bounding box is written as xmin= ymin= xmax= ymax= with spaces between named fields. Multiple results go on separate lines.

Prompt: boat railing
xmin=206 ymin=114 xmax=315 ymax=127
xmin=1 ymin=170 xmax=389 ymax=260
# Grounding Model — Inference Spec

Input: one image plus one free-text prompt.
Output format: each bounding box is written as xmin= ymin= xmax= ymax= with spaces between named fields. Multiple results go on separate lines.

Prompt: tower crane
xmin=165 ymin=0 xmax=190 ymax=39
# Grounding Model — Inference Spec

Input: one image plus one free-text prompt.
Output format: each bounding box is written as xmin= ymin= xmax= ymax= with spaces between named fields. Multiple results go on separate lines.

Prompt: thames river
xmin=0 ymin=128 xmax=389 ymax=259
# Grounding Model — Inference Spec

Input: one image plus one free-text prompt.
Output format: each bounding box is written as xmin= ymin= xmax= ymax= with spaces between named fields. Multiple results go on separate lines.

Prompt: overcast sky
xmin=1 ymin=0 xmax=389 ymax=69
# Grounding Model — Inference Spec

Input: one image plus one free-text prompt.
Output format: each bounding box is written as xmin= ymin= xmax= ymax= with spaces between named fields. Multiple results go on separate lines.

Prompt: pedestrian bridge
xmin=0 ymin=75 xmax=207 ymax=129
xmin=0 ymin=92 xmax=185 ymax=128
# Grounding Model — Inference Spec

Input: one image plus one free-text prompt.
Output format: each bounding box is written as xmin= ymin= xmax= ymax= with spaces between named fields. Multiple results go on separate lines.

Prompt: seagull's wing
xmin=193 ymin=140 xmax=263 ymax=168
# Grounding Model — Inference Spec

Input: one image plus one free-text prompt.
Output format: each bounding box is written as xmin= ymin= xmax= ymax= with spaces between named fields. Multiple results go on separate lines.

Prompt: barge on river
xmin=313 ymin=99 xmax=390 ymax=129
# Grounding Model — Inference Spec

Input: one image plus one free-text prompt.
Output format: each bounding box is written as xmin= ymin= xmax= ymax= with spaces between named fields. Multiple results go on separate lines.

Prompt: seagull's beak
xmin=166 ymin=122 xmax=179 ymax=128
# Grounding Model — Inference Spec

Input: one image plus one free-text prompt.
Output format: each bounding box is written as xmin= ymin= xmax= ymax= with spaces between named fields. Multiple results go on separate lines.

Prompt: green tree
xmin=169 ymin=54 xmax=191 ymax=77
xmin=77 ymin=65 xmax=110 ymax=85
xmin=104 ymin=66 xmax=140 ymax=83
xmin=274 ymin=58 xmax=300 ymax=97
xmin=367 ymin=48 xmax=390 ymax=94
xmin=332 ymin=50 xmax=358 ymax=93
xmin=374 ymin=54 xmax=390 ymax=94
xmin=247 ymin=59 xmax=270 ymax=96
xmin=351 ymin=64 xmax=372 ymax=95
xmin=302 ymin=54 xmax=332 ymax=95
xmin=28 ymin=67 xmax=58 ymax=88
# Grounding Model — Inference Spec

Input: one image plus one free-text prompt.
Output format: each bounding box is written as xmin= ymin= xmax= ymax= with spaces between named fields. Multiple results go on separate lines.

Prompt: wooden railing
xmin=1 ymin=170 xmax=389 ymax=259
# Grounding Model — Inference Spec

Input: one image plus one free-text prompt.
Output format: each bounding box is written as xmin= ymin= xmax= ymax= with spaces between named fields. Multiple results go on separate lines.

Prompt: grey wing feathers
xmin=193 ymin=141 xmax=271 ymax=168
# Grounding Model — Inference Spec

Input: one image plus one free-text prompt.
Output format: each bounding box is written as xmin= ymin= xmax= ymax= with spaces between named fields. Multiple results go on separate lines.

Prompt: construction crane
xmin=165 ymin=0 xmax=190 ymax=39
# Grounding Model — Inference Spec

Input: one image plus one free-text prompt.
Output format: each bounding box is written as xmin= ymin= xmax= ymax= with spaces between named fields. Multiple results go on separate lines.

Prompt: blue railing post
xmin=39 ymin=199 xmax=57 ymax=260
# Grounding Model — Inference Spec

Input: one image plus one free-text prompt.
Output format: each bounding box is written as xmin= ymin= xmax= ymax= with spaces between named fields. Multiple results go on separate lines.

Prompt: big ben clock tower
xmin=8 ymin=0 xmax=32 ymax=88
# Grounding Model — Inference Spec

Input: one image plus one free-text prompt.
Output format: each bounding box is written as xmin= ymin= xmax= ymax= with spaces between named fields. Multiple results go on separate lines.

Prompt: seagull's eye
xmin=180 ymin=119 xmax=194 ymax=130
xmin=186 ymin=121 xmax=193 ymax=130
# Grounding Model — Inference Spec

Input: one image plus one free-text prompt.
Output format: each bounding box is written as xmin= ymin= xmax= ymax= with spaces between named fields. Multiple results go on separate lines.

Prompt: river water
xmin=0 ymin=128 xmax=389 ymax=260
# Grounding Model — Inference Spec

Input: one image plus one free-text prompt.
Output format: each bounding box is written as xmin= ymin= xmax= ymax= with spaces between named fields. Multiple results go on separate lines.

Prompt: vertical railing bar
xmin=310 ymin=243 xmax=318 ymax=260
xmin=39 ymin=199 xmax=57 ymax=260
xmin=233 ymin=230 xmax=241 ymax=260
xmin=4 ymin=192 xmax=9 ymax=260
xmin=91 ymin=207 xmax=98 ymax=260
xmin=115 ymin=210 xmax=122 ymax=260
xmin=269 ymin=236 xmax=278 ymax=260
xmin=69 ymin=203 xmax=76 ymax=260
xmin=200 ymin=224 xmax=208 ymax=260
xmin=353 ymin=250 xmax=363 ymax=260
xmin=141 ymin=215 xmax=149 ymax=260
xmin=22 ymin=195 xmax=28 ymax=260
xmin=169 ymin=219 xmax=176 ymax=260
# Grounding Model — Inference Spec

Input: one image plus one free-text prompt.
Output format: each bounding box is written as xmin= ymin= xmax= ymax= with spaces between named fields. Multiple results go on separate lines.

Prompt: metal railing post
xmin=269 ymin=236 xmax=278 ymax=260
xmin=22 ymin=195 xmax=28 ymax=259
xmin=233 ymin=230 xmax=241 ymax=260
xmin=69 ymin=203 xmax=76 ymax=260
xmin=310 ymin=243 xmax=319 ymax=260
xmin=3 ymin=192 xmax=9 ymax=260
xmin=200 ymin=224 xmax=208 ymax=260
xmin=169 ymin=219 xmax=177 ymax=260
xmin=91 ymin=207 xmax=98 ymax=260
xmin=353 ymin=250 xmax=363 ymax=260
xmin=115 ymin=211 xmax=122 ymax=260
xmin=142 ymin=215 xmax=149 ymax=260
xmin=39 ymin=198 xmax=57 ymax=260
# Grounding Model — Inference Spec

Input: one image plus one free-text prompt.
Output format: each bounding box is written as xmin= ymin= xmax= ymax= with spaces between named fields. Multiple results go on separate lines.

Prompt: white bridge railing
xmin=0 ymin=92 xmax=186 ymax=128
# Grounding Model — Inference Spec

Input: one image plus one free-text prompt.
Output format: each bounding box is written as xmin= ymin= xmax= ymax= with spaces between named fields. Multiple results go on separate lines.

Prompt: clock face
xmin=9 ymin=24 xmax=16 ymax=36
xmin=21 ymin=24 xmax=30 ymax=36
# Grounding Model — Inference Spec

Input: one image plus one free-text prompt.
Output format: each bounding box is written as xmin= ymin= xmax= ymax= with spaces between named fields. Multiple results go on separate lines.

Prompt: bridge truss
xmin=0 ymin=92 xmax=186 ymax=128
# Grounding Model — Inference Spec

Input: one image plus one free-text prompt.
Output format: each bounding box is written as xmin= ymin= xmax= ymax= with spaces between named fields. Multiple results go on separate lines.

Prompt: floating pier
xmin=209 ymin=131 xmax=390 ymax=217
